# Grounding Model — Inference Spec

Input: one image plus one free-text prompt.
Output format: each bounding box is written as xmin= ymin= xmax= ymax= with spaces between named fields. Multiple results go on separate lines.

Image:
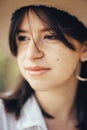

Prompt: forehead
xmin=18 ymin=10 xmax=49 ymax=32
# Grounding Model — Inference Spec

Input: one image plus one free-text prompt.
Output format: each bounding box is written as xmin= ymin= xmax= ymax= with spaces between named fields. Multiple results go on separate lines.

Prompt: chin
xmin=32 ymin=86 xmax=50 ymax=92
xmin=29 ymin=83 xmax=51 ymax=92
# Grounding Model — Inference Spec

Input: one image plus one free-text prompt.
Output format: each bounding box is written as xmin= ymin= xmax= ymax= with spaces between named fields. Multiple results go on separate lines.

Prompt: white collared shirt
xmin=0 ymin=95 xmax=48 ymax=130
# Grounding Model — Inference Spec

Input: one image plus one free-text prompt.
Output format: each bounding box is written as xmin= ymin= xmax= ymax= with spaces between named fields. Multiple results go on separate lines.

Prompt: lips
xmin=24 ymin=66 xmax=51 ymax=76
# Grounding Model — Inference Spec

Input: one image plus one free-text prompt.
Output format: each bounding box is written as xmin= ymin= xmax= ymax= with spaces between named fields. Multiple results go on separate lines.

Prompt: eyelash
xmin=17 ymin=34 xmax=57 ymax=44
xmin=44 ymin=34 xmax=57 ymax=40
xmin=18 ymin=36 xmax=29 ymax=41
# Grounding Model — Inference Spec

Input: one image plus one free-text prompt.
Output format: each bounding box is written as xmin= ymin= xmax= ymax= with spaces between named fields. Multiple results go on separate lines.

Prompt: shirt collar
xmin=16 ymin=95 xmax=47 ymax=130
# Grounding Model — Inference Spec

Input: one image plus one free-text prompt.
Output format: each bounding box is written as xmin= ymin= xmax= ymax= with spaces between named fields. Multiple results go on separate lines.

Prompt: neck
xmin=35 ymin=76 xmax=78 ymax=120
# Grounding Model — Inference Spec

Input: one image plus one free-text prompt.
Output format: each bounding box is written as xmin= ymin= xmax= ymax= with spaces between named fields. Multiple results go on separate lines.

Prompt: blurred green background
xmin=0 ymin=48 xmax=20 ymax=93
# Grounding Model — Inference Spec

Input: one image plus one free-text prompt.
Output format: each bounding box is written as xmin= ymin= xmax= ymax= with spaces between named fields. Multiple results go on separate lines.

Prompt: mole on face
xmin=57 ymin=58 xmax=59 ymax=61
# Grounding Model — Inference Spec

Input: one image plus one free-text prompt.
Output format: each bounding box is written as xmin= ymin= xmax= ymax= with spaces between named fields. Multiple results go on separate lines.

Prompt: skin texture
xmin=16 ymin=11 xmax=82 ymax=92
xmin=16 ymin=11 xmax=86 ymax=130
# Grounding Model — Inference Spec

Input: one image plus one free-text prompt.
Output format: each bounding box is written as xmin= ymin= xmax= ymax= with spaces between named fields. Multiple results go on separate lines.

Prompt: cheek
xmin=17 ymin=54 xmax=25 ymax=72
xmin=17 ymin=50 xmax=26 ymax=63
xmin=51 ymin=47 xmax=80 ymax=74
xmin=56 ymin=58 xmax=59 ymax=61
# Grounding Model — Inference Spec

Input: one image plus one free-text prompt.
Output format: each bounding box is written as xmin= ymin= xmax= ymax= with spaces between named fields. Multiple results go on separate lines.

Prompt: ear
xmin=80 ymin=41 xmax=87 ymax=62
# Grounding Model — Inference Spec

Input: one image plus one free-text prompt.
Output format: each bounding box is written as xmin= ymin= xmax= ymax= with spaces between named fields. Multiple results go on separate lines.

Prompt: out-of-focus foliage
xmin=0 ymin=48 xmax=19 ymax=92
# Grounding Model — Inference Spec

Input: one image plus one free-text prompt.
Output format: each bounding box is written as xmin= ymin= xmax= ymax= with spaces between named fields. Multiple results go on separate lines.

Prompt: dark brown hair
xmin=9 ymin=5 xmax=87 ymax=56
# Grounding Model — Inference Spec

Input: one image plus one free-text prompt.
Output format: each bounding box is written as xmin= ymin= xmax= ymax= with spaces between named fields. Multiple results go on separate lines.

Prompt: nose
xmin=26 ymin=40 xmax=44 ymax=61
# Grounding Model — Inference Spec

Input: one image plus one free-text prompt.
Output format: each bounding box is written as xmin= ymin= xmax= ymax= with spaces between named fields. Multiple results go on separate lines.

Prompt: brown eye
xmin=44 ymin=35 xmax=57 ymax=40
xmin=18 ymin=36 xmax=29 ymax=41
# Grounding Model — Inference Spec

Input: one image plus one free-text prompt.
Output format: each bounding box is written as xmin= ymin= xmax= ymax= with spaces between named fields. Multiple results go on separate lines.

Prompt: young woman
xmin=0 ymin=4 xmax=87 ymax=130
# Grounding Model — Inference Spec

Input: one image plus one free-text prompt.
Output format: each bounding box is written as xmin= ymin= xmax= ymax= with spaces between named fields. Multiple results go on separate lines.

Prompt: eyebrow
xmin=16 ymin=27 xmax=53 ymax=35
xmin=16 ymin=29 xmax=27 ymax=34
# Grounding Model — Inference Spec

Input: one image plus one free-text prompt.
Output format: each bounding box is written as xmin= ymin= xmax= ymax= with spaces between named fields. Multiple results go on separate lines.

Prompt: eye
xmin=44 ymin=34 xmax=57 ymax=40
xmin=16 ymin=35 xmax=30 ymax=46
xmin=17 ymin=36 xmax=29 ymax=41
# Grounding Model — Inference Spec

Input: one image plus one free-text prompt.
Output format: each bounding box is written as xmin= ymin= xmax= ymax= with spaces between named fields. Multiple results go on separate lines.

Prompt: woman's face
xmin=16 ymin=11 xmax=83 ymax=91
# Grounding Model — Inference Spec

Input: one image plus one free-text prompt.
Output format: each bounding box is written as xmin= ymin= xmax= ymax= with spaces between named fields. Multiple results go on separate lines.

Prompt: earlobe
xmin=80 ymin=41 xmax=87 ymax=62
